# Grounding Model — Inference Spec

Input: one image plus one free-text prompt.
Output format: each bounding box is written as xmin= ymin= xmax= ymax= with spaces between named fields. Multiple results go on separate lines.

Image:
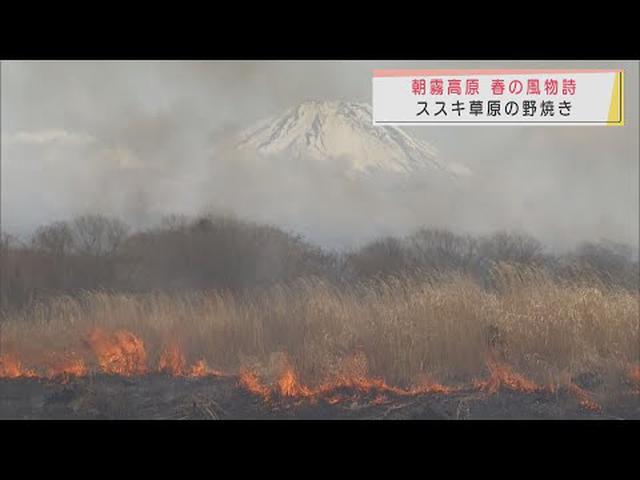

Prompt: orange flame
xmin=0 ymin=353 xmax=37 ymax=379
xmin=0 ymin=329 xmax=616 ymax=415
xmin=474 ymin=358 xmax=540 ymax=394
xmin=407 ymin=376 xmax=455 ymax=395
xmin=157 ymin=344 xmax=224 ymax=377
xmin=158 ymin=344 xmax=187 ymax=376
xmin=277 ymin=367 xmax=313 ymax=398
xmin=87 ymin=328 xmax=147 ymax=376
xmin=314 ymin=373 xmax=453 ymax=400
xmin=3 ymin=332 xmax=225 ymax=382
xmin=372 ymin=394 xmax=389 ymax=405
xmin=629 ymin=365 xmax=640 ymax=389
xmin=46 ymin=354 xmax=88 ymax=382
xmin=567 ymin=383 xmax=602 ymax=413
xmin=237 ymin=354 xmax=453 ymax=404
xmin=188 ymin=359 xmax=224 ymax=378
xmin=473 ymin=356 xmax=602 ymax=412
xmin=238 ymin=368 xmax=272 ymax=399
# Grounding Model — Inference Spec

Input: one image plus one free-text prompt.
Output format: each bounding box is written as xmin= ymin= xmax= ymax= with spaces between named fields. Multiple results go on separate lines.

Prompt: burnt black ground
xmin=0 ymin=375 xmax=638 ymax=420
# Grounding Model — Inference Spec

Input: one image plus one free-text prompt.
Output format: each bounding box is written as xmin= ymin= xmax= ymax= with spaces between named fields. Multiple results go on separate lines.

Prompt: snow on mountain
xmin=235 ymin=101 xmax=469 ymax=179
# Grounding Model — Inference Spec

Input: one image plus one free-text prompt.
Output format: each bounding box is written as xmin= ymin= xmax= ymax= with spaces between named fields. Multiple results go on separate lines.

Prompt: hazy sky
xmin=1 ymin=60 xmax=638 ymax=250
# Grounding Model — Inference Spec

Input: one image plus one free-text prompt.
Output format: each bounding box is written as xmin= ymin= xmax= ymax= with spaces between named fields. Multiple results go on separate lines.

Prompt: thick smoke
xmin=1 ymin=61 xmax=638 ymax=252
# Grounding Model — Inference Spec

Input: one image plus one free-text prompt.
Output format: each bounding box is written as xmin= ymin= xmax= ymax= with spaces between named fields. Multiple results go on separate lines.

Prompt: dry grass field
xmin=1 ymin=262 xmax=638 ymax=418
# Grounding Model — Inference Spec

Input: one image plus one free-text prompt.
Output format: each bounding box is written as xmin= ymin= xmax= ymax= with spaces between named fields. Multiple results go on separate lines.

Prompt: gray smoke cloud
xmin=1 ymin=60 xmax=638 ymax=252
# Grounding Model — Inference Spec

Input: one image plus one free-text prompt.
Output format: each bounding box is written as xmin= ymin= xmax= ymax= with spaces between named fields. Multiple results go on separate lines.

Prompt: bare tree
xmin=347 ymin=236 xmax=408 ymax=278
xmin=571 ymin=240 xmax=639 ymax=290
xmin=31 ymin=221 xmax=75 ymax=257
xmin=160 ymin=214 xmax=190 ymax=231
xmin=479 ymin=231 xmax=543 ymax=265
xmin=72 ymin=215 xmax=129 ymax=257
xmin=407 ymin=228 xmax=478 ymax=271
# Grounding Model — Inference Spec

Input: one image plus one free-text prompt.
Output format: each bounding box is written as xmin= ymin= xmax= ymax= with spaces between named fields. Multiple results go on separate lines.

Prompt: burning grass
xmin=0 ymin=264 xmax=638 ymax=410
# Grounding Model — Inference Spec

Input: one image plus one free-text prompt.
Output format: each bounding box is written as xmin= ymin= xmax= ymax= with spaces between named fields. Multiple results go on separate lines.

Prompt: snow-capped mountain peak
xmin=236 ymin=101 xmax=468 ymax=178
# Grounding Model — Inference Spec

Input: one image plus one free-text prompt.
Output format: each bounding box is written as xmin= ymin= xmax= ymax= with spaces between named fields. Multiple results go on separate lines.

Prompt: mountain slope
xmin=235 ymin=101 xmax=469 ymax=179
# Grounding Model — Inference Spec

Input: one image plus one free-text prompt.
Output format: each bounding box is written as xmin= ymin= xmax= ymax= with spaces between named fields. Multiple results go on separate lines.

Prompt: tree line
xmin=1 ymin=213 xmax=637 ymax=311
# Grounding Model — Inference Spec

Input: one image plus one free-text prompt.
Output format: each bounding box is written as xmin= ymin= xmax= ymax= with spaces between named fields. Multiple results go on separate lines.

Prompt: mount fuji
xmin=234 ymin=101 xmax=470 ymax=180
